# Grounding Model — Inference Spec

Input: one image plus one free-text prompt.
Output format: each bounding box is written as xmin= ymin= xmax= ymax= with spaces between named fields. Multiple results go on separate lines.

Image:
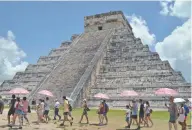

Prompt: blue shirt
xmin=184 ymin=104 xmax=189 ymax=116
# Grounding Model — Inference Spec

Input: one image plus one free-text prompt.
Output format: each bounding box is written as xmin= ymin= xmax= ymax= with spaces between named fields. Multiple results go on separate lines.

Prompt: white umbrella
xmin=174 ymin=98 xmax=186 ymax=103
xmin=188 ymin=98 xmax=192 ymax=102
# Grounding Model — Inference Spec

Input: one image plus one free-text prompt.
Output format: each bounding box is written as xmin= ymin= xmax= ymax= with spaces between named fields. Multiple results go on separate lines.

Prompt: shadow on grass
xmin=187 ymin=125 xmax=191 ymax=129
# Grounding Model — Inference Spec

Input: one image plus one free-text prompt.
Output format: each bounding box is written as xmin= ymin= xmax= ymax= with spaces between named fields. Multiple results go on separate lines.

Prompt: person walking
xmin=103 ymin=100 xmax=109 ymax=125
xmin=0 ymin=96 xmax=4 ymax=114
xmin=21 ymin=97 xmax=30 ymax=125
xmin=129 ymin=100 xmax=140 ymax=129
xmin=68 ymin=102 xmax=74 ymax=120
xmin=125 ymin=105 xmax=131 ymax=128
xmin=53 ymin=99 xmax=61 ymax=120
xmin=178 ymin=104 xmax=185 ymax=130
xmin=36 ymin=99 xmax=45 ymax=124
xmin=139 ymin=99 xmax=145 ymax=125
xmin=7 ymin=94 xmax=16 ymax=125
xmin=79 ymin=99 xmax=89 ymax=124
xmin=183 ymin=103 xmax=189 ymax=130
xmin=44 ymin=97 xmax=51 ymax=122
xmin=60 ymin=96 xmax=73 ymax=126
xmin=145 ymin=101 xmax=153 ymax=127
xmin=165 ymin=96 xmax=178 ymax=130
xmin=11 ymin=97 xmax=23 ymax=129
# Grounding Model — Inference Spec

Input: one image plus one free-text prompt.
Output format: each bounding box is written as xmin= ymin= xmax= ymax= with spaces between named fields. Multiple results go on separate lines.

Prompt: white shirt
xmin=44 ymin=100 xmax=50 ymax=110
xmin=54 ymin=101 xmax=60 ymax=108
xmin=41 ymin=102 xmax=45 ymax=111
xmin=126 ymin=109 xmax=131 ymax=118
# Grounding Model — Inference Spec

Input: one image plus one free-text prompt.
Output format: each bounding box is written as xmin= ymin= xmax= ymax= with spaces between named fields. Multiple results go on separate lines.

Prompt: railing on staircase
xmin=28 ymin=33 xmax=84 ymax=102
xmin=69 ymin=29 xmax=115 ymax=107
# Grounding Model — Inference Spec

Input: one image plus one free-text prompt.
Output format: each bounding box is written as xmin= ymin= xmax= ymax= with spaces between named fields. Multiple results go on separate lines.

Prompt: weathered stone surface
xmin=0 ymin=11 xmax=190 ymax=108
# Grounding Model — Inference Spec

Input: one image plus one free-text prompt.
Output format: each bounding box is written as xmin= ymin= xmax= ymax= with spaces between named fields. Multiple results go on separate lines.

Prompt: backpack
xmin=184 ymin=105 xmax=189 ymax=114
xmin=69 ymin=104 xmax=72 ymax=111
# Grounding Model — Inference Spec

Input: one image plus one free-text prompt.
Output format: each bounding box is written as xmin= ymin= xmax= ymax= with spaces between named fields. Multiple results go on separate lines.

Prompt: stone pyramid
xmin=0 ymin=11 xmax=191 ymax=107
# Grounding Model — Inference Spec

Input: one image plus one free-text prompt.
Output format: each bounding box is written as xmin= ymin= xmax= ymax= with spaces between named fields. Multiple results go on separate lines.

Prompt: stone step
xmin=60 ymin=41 xmax=72 ymax=48
xmin=49 ymin=48 xmax=68 ymax=56
xmin=33 ymin=30 xmax=110 ymax=98
xmin=25 ymin=64 xmax=55 ymax=72
xmin=13 ymin=72 xmax=48 ymax=82
xmin=37 ymin=55 xmax=61 ymax=64
xmin=94 ymin=81 xmax=189 ymax=88
xmin=103 ymin=52 xmax=161 ymax=64
xmin=98 ymin=69 xmax=175 ymax=77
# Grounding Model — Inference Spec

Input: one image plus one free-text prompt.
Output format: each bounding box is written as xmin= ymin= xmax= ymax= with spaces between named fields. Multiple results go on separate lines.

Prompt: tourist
xmin=44 ymin=97 xmax=51 ymax=122
xmin=139 ymin=99 xmax=145 ymax=125
xmin=36 ymin=99 xmax=45 ymax=124
xmin=129 ymin=100 xmax=140 ymax=129
xmin=103 ymin=100 xmax=109 ymax=125
xmin=178 ymin=104 xmax=185 ymax=130
xmin=98 ymin=101 xmax=104 ymax=125
xmin=60 ymin=96 xmax=73 ymax=126
xmin=125 ymin=105 xmax=130 ymax=128
xmin=79 ymin=99 xmax=89 ymax=124
xmin=11 ymin=97 xmax=23 ymax=129
xmin=165 ymin=96 xmax=178 ymax=130
xmin=53 ymin=99 xmax=61 ymax=120
xmin=183 ymin=102 xmax=189 ymax=130
xmin=0 ymin=96 xmax=4 ymax=114
xmin=145 ymin=101 xmax=153 ymax=127
xmin=21 ymin=97 xmax=30 ymax=125
xmin=7 ymin=94 xmax=16 ymax=125
xmin=68 ymin=102 xmax=74 ymax=120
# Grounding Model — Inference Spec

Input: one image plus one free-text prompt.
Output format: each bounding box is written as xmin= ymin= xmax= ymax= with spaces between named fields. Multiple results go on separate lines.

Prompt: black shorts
xmin=131 ymin=115 xmax=137 ymax=119
xmin=146 ymin=113 xmax=150 ymax=117
xmin=44 ymin=110 xmax=49 ymax=115
xmin=139 ymin=113 xmax=144 ymax=118
xmin=63 ymin=112 xmax=69 ymax=115
xmin=8 ymin=109 xmax=15 ymax=116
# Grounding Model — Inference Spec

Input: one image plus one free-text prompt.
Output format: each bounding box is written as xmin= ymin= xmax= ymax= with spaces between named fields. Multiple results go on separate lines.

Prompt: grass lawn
xmin=0 ymin=108 xmax=191 ymax=130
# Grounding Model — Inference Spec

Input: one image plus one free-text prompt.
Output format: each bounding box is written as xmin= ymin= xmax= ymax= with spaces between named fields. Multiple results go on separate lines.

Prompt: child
xmin=36 ymin=99 xmax=45 ymax=124
xmin=125 ymin=105 xmax=130 ymax=128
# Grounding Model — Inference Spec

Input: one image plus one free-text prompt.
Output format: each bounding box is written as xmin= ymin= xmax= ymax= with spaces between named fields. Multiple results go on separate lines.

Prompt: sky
xmin=0 ymin=1 xmax=191 ymax=83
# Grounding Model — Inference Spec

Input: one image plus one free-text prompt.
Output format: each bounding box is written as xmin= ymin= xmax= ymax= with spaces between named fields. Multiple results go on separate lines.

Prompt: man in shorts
xmin=139 ymin=99 xmax=144 ymax=124
xmin=7 ymin=94 xmax=16 ymax=125
xmin=130 ymin=100 xmax=140 ymax=129
xmin=44 ymin=97 xmax=51 ymax=122
xmin=103 ymin=100 xmax=109 ymax=125
xmin=60 ymin=96 xmax=73 ymax=126
xmin=165 ymin=96 xmax=178 ymax=130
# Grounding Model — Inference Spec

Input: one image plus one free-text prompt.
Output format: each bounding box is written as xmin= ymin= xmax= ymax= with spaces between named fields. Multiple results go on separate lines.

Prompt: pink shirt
xmin=22 ymin=100 xmax=29 ymax=113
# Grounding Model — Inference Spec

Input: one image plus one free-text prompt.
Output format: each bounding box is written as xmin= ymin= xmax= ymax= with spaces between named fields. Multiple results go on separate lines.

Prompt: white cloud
xmin=160 ymin=0 xmax=191 ymax=18
xmin=0 ymin=31 xmax=28 ymax=84
xmin=155 ymin=18 xmax=191 ymax=82
xmin=126 ymin=14 xmax=156 ymax=46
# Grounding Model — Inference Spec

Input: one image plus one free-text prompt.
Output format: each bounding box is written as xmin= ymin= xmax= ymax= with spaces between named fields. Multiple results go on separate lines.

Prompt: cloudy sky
xmin=0 ymin=1 xmax=191 ymax=84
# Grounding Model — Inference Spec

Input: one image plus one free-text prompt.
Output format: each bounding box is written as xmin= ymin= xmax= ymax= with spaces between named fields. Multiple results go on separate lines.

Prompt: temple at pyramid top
xmin=84 ymin=11 xmax=132 ymax=32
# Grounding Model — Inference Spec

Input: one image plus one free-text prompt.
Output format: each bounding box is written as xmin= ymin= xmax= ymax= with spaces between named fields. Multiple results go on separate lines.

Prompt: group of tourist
xmin=0 ymin=94 xmax=190 ymax=130
xmin=165 ymin=96 xmax=190 ymax=130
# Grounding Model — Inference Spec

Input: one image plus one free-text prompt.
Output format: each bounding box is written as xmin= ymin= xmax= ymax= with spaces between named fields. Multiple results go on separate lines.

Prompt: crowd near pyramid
xmin=0 ymin=11 xmax=191 ymax=107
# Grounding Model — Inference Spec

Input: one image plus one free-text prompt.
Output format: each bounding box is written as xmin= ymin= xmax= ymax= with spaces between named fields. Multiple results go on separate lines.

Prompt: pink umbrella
xmin=120 ymin=90 xmax=138 ymax=97
xmin=94 ymin=93 xmax=109 ymax=99
xmin=155 ymin=88 xmax=178 ymax=96
xmin=8 ymin=88 xmax=29 ymax=94
xmin=38 ymin=90 xmax=54 ymax=97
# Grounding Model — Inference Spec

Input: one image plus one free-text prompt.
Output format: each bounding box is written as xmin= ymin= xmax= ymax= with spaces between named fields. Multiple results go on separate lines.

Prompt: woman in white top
xmin=178 ymin=104 xmax=185 ymax=130
xmin=144 ymin=101 xmax=153 ymax=127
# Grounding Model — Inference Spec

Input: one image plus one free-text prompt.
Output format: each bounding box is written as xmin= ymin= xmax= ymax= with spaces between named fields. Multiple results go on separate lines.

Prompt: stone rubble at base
xmin=0 ymin=11 xmax=191 ymax=108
